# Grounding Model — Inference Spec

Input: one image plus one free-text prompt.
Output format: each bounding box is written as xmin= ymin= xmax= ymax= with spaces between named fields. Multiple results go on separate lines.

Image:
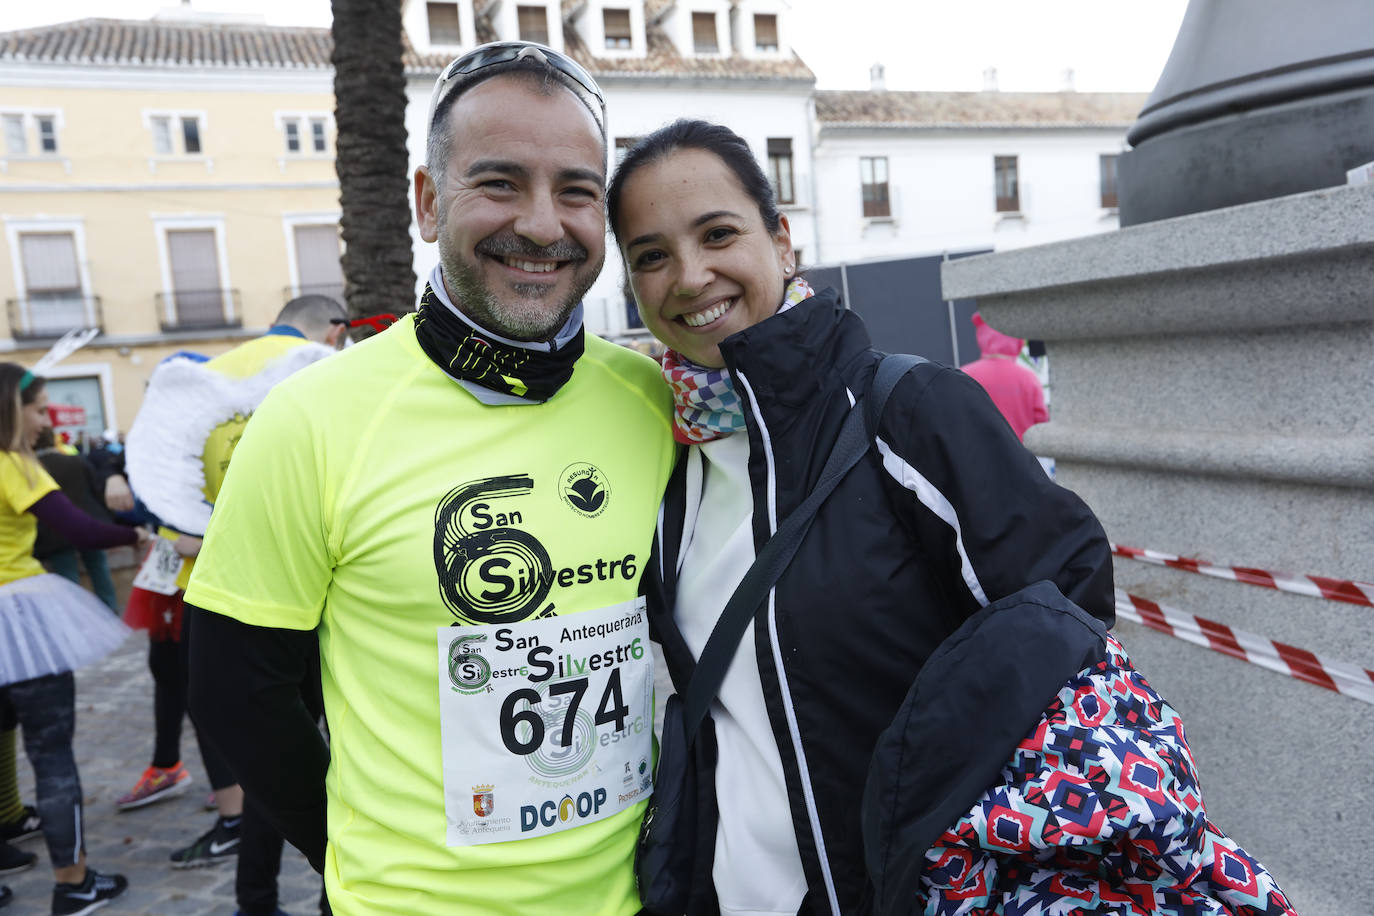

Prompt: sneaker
xmin=0 ymin=806 xmax=41 ymax=844
xmin=116 ymin=763 xmax=193 ymax=811
xmin=0 ymin=843 xmax=35 ymax=876
xmin=169 ymin=815 xmax=240 ymax=869
xmin=51 ymin=867 xmax=127 ymax=916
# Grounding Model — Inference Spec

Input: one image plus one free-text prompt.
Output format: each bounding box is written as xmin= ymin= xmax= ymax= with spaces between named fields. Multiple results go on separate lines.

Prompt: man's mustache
xmin=475 ymin=235 xmax=588 ymax=262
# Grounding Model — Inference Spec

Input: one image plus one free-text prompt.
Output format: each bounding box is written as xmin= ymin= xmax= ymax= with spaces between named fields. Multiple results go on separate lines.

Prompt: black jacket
xmin=646 ymin=288 xmax=1114 ymax=915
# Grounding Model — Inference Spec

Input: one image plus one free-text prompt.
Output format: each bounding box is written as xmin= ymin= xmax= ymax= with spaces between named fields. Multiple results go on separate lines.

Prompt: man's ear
xmin=325 ymin=322 xmax=347 ymax=349
xmin=416 ymin=166 xmax=440 ymax=244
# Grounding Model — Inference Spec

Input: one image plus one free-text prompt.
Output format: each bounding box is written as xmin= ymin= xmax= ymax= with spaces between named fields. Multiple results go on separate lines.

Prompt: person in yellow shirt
xmin=0 ymin=363 xmax=150 ymax=914
xmin=184 ymin=42 xmax=676 ymax=916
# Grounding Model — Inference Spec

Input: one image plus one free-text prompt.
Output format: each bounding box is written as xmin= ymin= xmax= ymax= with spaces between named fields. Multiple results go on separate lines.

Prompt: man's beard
xmin=438 ymin=228 xmax=603 ymax=341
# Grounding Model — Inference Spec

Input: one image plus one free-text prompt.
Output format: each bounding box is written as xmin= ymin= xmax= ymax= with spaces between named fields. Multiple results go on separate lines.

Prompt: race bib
xmin=131 ymin=536 xmax=183 ymax=596
xmin=436 ymin=597 xmax=654 ymax=846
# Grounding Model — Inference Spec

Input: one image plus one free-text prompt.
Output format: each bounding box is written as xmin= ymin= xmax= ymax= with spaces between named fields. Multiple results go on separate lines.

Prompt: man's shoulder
xmin=580 ymin=334 xmax=666 ymax=391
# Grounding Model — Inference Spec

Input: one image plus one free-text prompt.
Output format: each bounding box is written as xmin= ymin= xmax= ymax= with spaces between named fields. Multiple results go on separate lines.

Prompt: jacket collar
xmin=717 ymin=285 xmax=873 ymax=414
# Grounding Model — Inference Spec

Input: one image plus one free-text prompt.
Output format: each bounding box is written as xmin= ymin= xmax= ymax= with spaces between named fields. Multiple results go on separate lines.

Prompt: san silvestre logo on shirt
xmin=433 ymin=473 xmax=639 ymax=626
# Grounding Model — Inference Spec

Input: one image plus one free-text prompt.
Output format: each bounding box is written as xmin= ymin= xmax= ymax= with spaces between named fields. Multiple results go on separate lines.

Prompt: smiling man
xmin=182 ymin=43 xmax=676 ymax=916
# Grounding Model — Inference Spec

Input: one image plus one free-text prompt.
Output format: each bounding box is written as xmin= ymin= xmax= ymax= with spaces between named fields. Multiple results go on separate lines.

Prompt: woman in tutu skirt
xmin=0 ymin=362 xmax=147 ymax=913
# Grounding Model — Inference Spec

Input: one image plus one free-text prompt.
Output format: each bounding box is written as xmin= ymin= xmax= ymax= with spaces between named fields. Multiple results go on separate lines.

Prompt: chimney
xmin=1060 ymin=67 xmax=1076 ymax=92
xmin=870 ymin=62 xmax=886 ymax=92
xmin=982 ymin=67 xmax=999 ymax=92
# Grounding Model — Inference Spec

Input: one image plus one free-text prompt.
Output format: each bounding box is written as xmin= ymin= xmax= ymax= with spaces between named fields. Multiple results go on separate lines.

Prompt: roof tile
xmin=814 ymin=89 xmax=1148 ymax=127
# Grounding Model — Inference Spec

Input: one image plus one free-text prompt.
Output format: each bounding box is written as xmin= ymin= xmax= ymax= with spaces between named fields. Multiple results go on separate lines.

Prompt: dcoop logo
xmin=520 ymin=789 xmax=608 ymax=832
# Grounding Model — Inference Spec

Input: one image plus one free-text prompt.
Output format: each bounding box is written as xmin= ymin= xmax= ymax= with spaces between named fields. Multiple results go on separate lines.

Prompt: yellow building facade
xmin=0 ymin=13 xmax=346 ymax=439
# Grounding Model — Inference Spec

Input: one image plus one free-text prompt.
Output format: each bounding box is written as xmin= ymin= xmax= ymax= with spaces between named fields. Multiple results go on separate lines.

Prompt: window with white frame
xmin=158 ymin=224 xmax=231 ymax=328
xmin=754 ymin=13 xmax=778 ymax=52
xmin=861 ymin=156 xmax=890 ymax=218
xmin=692 ymin=12 xmax=718 ymax=53
xmin=518 ymin=5 xmax=549 ymax=43
xmin=427 ymin=1 xmax=462 ymax=44
xmin=603 ymin=8 xmax=632 ymax=49
xmin=2 ymin=115 xmax=23 ymax=155
xmin=1 ymin=111 xmax=63 ymax=157
xmin=767 ymin=138 xmax=794 ymax=205
xmin=280 ymin=114 xmax=331 ymax=156
xmin=146 ymin=112 xmax=206 ymax=156
xmin=16 ymin=232 xmax=87 ymax=336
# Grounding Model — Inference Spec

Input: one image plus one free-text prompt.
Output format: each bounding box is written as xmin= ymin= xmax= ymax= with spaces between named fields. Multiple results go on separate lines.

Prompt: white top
xmin=675 ymin=432 xmax=808 ymax=916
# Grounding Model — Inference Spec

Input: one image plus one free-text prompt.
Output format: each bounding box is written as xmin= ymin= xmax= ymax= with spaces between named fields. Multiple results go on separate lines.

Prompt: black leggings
xmin=148 ymin=638 xmax=185 ymax=770
xmin=0 ymin=673 xmax=84 ymax=867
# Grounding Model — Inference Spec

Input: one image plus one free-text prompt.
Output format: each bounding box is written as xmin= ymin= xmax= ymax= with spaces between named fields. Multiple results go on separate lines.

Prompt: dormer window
xmin=518 ymin=5 xmax=549 ymax=43
xmin=603 ymin=8 xmax=632 ymax=49
xmin=692 ymin=12 xmax=718 ymax=53
xmin=753 ymin=14 xmax=778 ymax=52
xmin=427 ymin=2 xmax=462 ymax=44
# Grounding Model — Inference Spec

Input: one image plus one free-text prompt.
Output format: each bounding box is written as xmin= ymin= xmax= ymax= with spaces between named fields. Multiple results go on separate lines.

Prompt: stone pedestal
xmin=942 ymin=182 xmax=1374 ymax=916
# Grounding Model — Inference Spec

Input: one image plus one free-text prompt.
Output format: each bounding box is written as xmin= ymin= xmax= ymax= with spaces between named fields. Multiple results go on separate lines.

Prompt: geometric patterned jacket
xmin=863 ymin=581 xmax=1297 ymax=915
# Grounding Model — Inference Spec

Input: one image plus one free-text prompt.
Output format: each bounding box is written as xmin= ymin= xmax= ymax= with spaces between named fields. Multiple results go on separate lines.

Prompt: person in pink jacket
xmin=960 ymin=313 xmax=1048 ymax=441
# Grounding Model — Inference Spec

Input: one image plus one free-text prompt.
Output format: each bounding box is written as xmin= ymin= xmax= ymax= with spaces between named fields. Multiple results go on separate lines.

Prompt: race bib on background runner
xmin=436 ymin=597 xmax=654 ymax=846
xmin=132 ymin=536 xmax=183 ymax=596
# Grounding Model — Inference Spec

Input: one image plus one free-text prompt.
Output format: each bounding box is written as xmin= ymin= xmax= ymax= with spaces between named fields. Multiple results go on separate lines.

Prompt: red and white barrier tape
xmin=1110 ymin=543 xmax=1374 ymax=607
xmin=1115 ymin=590 xmax=1374 ymax=705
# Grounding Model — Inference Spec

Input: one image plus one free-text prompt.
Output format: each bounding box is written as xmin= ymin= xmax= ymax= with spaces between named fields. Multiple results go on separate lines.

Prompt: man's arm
xmin=186 ymin=603 xmax=329 ymax=871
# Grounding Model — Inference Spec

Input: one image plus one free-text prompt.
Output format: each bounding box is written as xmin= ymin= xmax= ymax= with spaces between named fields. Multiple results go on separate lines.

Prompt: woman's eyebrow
xmin=626 ymin=210 xmax=746 ymax=250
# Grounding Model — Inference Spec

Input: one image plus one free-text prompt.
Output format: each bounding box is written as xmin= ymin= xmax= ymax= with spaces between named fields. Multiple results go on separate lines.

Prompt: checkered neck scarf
xmin=662 ymin=278 xmax=814 ymax=445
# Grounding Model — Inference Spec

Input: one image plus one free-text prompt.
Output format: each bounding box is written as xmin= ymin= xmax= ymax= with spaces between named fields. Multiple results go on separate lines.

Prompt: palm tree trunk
xmin=331 ymin=0 xmax=416 ymax=330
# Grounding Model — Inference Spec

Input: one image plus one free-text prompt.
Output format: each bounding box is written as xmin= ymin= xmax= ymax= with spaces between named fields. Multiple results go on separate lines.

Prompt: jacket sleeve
xmin=186 ymin=602 xmax=329 ymax=872
xmin=874 ymin=364 xmax=1114 ymax=624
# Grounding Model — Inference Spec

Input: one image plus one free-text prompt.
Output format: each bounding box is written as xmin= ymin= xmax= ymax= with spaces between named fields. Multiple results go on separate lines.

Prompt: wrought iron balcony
xmin=5 ymin=295 xmax=104 ymax=341
xmin=155 ymin=288 xmax=243 ymax=332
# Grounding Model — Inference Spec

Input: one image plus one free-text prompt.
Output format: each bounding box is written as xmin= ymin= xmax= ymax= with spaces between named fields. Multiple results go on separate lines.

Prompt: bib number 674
xmin=500 ymin=670 xmax=629 ymax=755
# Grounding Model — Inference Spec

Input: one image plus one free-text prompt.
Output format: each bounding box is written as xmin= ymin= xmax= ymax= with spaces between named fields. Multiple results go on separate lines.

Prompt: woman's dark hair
xmin=608 ymin=119 xmax=783 ymax=243
xmin=0 ymin=362 xmax=45 ymax=455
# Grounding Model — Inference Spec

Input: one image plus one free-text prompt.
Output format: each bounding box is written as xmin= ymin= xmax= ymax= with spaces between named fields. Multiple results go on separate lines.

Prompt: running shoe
xmin=116 ymin=763 xmax=193 ymax=811
xmin=169 ymin=815 xmax=240 ymax=868
xmin=51 ymin=867 xmax=127 ymax=915
xmin=0 ymin=843 xmax=35 ymax=876
xmin=0 ymin=806 xmax=40 ymax=843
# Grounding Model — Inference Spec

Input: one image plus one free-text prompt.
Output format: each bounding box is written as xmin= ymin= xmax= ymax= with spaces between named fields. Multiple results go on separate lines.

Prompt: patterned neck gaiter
xmin=661 ymin=277 xmax=814 ymax=444
xmin=413 ymin=283 xmax=585 ymax=403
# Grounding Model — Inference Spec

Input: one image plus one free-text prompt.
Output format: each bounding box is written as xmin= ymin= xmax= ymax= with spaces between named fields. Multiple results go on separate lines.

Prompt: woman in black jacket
xmin=608 ymin=121 xmax=1293 ymax=916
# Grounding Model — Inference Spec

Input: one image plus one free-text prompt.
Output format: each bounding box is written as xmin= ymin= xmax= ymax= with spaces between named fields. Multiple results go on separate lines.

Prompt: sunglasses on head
xmin=428 ymin=41 xmax=606 ymax=132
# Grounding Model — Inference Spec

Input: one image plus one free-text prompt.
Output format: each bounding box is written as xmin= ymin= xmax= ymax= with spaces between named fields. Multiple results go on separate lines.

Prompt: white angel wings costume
xmin=125 ymin=343 xmax=335 ymax=536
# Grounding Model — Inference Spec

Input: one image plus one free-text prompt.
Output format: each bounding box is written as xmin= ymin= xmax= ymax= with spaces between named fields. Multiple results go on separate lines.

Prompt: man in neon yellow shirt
xmin=184 ymin=43 xmax=675 ymax=916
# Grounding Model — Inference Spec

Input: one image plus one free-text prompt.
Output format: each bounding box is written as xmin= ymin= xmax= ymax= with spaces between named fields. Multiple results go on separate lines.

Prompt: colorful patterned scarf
xmin=662 ymin=278 xmax=814 ymax=444
xmin=413 ymin=282 xmax=584 ymax=403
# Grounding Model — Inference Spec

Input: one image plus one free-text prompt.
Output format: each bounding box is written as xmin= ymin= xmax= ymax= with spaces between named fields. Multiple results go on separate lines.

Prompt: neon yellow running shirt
xmin=186 ymin=316 xmax=675 ymax=916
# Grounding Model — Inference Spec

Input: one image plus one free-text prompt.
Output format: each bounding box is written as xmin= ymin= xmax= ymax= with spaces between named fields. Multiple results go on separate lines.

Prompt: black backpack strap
xmin=864 ymin=353 xmax=927 ymax=445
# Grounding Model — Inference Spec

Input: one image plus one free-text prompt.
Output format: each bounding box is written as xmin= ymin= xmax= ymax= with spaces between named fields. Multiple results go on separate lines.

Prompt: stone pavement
xmin=6 ymin=569 xmax=324 ymax=916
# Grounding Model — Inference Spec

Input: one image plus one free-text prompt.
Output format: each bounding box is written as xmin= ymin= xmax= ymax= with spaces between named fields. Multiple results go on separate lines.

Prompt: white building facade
xmin=809 ymin=87 xmax=1145 ymax=266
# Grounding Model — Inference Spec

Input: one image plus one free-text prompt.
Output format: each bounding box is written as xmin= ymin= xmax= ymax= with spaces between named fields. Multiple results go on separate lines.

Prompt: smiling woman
xmin=606 ymin=120 xmax=1292 ymax=916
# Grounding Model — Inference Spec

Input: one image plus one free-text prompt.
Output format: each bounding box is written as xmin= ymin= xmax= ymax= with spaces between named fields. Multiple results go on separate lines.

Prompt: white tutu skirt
xmin=0 ymin=574 xmax=132 ymax=688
